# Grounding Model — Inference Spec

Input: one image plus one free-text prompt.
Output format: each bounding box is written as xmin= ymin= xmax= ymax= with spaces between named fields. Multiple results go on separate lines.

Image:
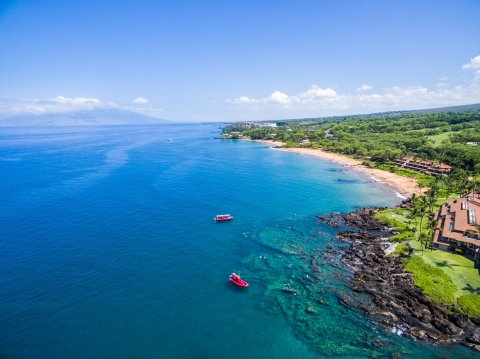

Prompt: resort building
xmin=234 ymin=121 xmax=278 ymax=128
xmin=432 ymin=192 xmax=480 ymax=267
xmin=394 ymin=157 xmax=452 ymax=176
xmin=256 ymin=122 xmax=278 ymax=128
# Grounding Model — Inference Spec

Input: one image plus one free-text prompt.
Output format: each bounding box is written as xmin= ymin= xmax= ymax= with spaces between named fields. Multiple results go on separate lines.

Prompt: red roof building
xmin=432 ymin=192 xmax=480 ymax=265
xmin=394 ymin=157 xmax=452 ymax=176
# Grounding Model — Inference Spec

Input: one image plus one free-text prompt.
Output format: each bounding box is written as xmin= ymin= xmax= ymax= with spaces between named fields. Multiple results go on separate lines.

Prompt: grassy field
xmin=404 ymin=255 xmax=457 ymax=303
xmin=409 ymin=240 xmax=480 ymax=297
xmin=374 ymin=207 xmax=429 ymax=235
xmin=457 ymin=294 xmax=480 ymax=318
xmin=427 ymin=131 xmax=455 ymax=147
xmin=373 ymin=208 xmax=411 ymax=231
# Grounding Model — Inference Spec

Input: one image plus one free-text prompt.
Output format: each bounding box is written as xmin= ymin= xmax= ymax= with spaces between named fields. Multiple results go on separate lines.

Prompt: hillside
xmin=0 ymin=108 xmax=171 ymax=127
xmin=263 ymin=103 xmax=480 ymax=124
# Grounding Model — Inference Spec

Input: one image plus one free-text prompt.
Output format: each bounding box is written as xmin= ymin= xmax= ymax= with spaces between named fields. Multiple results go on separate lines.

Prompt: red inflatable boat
xmin=214 ymin=214 xmax=234 ymax=222
xmin=229 ymin=273 xmax=249 ymax=287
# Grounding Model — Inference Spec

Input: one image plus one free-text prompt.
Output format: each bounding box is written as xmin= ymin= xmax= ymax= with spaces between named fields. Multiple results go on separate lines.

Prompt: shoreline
xmin=325 ymin=208 xmax=480 ymax=352
xmin=251 ymin=139 xmax=420 ymax=198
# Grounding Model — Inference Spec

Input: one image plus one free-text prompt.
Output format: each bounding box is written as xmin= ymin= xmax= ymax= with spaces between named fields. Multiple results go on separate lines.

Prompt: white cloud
xmin=229 ymin=85 xmax=338 ymax=107
xmin=357 ymin=84 xmax=373 ymax=91
xmin=299 ymin=85 xmax=337 ymax=100
xmin=133 ymin=97 xmax=149 ymax=104
xmin=463 ymin=55 xmax=480 ymax=82
xmin=228 ymin=96 xmax=257 ymax=104
xmin=228 ymin=55 xmax=480 ymax=114
xmin=53 ymin=96 xmax=102 ymax=106
xmin=268 ymin=91 xmax=291 ymax=105
xmin=0 ymin=96 xmax=164 ymax=118
xmin=0 ymin=96 xmax=108 ymax=116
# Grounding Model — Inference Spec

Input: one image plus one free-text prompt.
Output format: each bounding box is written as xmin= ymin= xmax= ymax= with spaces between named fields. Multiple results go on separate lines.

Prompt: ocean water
xmin=0 ymin=124 xmax=475 ymax=358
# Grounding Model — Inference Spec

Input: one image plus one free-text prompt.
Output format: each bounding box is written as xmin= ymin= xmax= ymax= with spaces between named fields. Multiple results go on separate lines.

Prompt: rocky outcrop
xmin=325 ymin=207 xmax=480 ymax=351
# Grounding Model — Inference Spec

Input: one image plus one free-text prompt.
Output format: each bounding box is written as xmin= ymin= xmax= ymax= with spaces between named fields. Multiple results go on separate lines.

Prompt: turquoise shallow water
xmin=0 ymin=124 xmax=476 ymax=358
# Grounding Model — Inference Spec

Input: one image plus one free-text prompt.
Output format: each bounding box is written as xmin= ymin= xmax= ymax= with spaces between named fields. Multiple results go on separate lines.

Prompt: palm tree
xmin=411 ymin=206 xmax=419 ymax=240
xmin=419 ymin=232 xmax=429 ymax=256
xmin=426 ymin=188 xmax=438 ymax=214
xmin=418 ymin=197 xmax=428 ymax=236
xmin=427 ymin=217 xmax=438 ymax=252
xmin=466 ymin=178 xmax=480 ymax=198
xmin=443 ymin=174 xmax=454 ymax=200
xmin=466 ymin=180 xmax=475 ymax=196
xmin=456 ymin=174 xmax=469 ymax=196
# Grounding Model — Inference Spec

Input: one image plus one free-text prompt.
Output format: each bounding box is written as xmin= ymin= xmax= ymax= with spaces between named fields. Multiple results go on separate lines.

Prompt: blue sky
xmin=0 ymin=0 xmax=479 ymax=121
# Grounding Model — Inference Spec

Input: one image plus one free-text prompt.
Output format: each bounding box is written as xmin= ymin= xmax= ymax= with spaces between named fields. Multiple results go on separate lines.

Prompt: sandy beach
xmin=252 ymin=139 xmax=420 ymax=198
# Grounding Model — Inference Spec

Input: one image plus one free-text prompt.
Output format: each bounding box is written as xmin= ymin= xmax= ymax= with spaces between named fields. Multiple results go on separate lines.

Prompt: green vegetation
xmin=225 ymin=110 xmax=480 ymax=174
xmin=373 ymin=209 xmax=409 ymax=231
xmin=391 ymin=243 xmax=410 ymax=257
xmin=427 ymin=131 xmax=455 ymax=147
xmin=409 ymin=240 xmax=480 ymax=297
xmin=457 ymin=294 xmax=480 ymax=318
xmin=389 ymin=230 xmax=414 ymax=243
xmin=404 ymin=256 xmax=457 ymax=304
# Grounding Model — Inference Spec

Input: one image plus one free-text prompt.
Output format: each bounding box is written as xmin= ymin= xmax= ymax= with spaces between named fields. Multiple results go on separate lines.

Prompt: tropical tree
xmin=443 ymin=174 xmax=454 ymax=200
xmin=426 ymin=181 xmax=439 ymax=213
xmin=410 ymin=201 xmax=420 ymax=240
xmin=426 ymin=216 xmax=438 ymax=252
xmin=418 ymin=232 xmax=430 ymax=256
xmin=418 ymin=197 xmax=428 ymax=236
xmin=451 ymin=169 xmax=469 ymax=195
xmin=466 ymin=178 xmax=480 ymax=197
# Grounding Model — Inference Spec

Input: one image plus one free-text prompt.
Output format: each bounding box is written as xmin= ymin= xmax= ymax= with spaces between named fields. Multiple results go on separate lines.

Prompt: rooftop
xmin=433 ymin=192 xmax=480 ymax=250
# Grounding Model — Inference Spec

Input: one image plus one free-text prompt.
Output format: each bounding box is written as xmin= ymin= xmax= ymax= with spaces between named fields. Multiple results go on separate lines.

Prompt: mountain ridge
xmin=266 ymin=103 xmax=480 ymax=124
xmin=0 ymin=108 xmax=172 ymax=127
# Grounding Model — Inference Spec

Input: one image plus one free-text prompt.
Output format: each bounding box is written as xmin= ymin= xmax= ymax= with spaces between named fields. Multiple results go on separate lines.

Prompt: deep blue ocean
xmin=0 ymin=124 xmax=476 ymax=358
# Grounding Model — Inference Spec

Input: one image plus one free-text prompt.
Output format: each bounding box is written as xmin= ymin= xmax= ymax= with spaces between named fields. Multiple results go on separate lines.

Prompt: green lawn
xmin=373 ymin=208 xmax=412 ymax=231
xmin=374 ymin=207 xmax=427 ymax=235
xmin=458 ymin=294 xmax=480 ymax=318
xmin=404 ymin=255 xmax=457 ymax=303
xmin=409 ymin=240 xmax=480 ymax=297
xmin=427 ymin=131 xmax=455 ymax=147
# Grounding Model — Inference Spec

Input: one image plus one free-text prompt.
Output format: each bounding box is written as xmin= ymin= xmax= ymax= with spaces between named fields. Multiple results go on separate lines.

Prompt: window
xmin=468 ymin=209 xmax=477 ymax=224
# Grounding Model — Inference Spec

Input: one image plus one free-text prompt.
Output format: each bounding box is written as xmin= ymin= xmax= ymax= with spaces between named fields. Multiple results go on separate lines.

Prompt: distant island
xmin=223 ymin=107 xmax=480 ymax=351
xmin=0 ymin=108 xmax=171 ymax=127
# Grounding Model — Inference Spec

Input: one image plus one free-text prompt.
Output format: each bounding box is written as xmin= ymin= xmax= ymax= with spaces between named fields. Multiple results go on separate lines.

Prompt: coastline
xmin=246 ymin=138 xmax=480 ymax=352
xmin=251 ymin=139 xmax=420 ymax=198
xmin=324 ymin=208 xmax=480 ymax=351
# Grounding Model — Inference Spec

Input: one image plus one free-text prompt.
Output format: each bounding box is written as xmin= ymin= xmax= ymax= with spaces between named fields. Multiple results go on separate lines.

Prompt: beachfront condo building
xmin=432 ymin=192 xmax=480 ymax=268
xmin=394 ymin=157 xmax=452 ymax=176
